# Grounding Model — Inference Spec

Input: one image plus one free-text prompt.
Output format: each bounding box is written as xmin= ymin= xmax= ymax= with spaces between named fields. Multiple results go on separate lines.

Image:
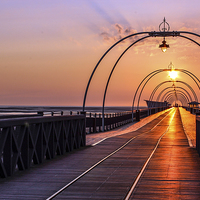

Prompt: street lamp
xmin=159 ymin=39 xmax=169 ymax=52
xmin=168 ymin=62 xmax=178 ymax=80
xmin=169 ymin=70 xmax=178 ymax=79
xmin=159 ymin=18 xmax=170 ymax=52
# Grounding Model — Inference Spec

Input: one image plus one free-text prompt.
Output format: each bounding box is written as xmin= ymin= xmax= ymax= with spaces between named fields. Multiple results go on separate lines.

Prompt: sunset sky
xmin=0 ymin=0 xmax=200 ymax=107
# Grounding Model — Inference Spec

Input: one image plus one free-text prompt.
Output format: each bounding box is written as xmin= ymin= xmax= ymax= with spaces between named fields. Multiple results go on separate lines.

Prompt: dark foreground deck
xmin=0 ymin=107 xmax=200 ymax=199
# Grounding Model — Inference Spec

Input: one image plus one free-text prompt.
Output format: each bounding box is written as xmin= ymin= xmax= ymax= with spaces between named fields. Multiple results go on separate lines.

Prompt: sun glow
xmin=168 ymin=70 xmax=178 ymax=80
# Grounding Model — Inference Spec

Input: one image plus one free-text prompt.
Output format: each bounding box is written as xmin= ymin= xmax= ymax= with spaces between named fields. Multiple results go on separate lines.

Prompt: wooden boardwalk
xmin=0 ymin=108 xmax=200 ymax=199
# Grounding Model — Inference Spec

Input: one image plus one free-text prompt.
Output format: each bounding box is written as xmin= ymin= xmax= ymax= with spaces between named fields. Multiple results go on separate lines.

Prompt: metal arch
xmin=135 ymin=70 xmax=164 ymax=111
xmin=178 ymin=31 xmax=200 ymax=38
xmin=149 ymin=78 xmax=198 ymax=101
xmin=179 ymin=34 xmax=200 ymax=47
xmin=167 ymin=96 xmax=185 ymax=106
xmin=150 ymin=80 xmax=197 ymax=102
xmin=162 ymin=89 xmax=190 ymax=103
xmin=149 ymin=80 xmax=198 ymax=103
xmin=82 ymin=31 xmax=150 ymax=111
xmin=182 ymin=69 xmax=200 ymax=84
xmin=148 ymin=89 xmax=189 ymax=114
xmin=83 ymin=29 xmax=200 ymax=112
xmin=157 ymin=86 xmax=192 ymax=102
xmin=131 ymin=69 xmax=164 ymax=121
xmin=165 ymin=92 xmax=188 ymax=103
xmin=165 ymin=92 xmax=188 ymax=105
xmin=161 ymin=89 xmax=190 ymax=103
xmin=135 ymin=68 xmax=200 ymax=114
xmin=180 ymin=70 xmax=200 ymax=90
xmin=176 ymin=94 xmax=188 ymax=106
xmin=147 ymin=80 xmax=197 ymax=113
xmin=165 ymin=93 xmax=188 ymax=106
xmin=102 ymin=35 xmax=151 ymax=130
xmin=167 ymin=95 xmax=187 ymax=106
xmin=176 ymin=96 xmax=187 ymax=106
xmin=82 ymin=21 xmax=200 ymax=132
xmin=102 ymin=35 xmax=200 ymax=126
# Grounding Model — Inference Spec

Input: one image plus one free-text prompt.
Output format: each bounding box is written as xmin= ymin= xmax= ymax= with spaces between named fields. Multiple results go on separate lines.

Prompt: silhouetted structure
xmin=145 ymin=100 xmax=169 ymax=108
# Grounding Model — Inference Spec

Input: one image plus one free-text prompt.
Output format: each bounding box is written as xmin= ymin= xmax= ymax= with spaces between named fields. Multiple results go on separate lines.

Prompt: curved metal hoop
xmin=83 ymin=30 xmax=200 ymax=112
xmin=101 ymin=35 xmax=151 ymax=130
xmin=165 ymin=92 xmax=188 ymax=106
xmin=166 ymin=94 xmax=188 ymax=106
xmin=134 ymin=69 xmax=200 ymax=113
xmin=82 ymin=31 xmax=149 ymax=111
xmin=149 ymin=80 xmax=198 ymax=103
xmin=157 ymin=86 xmax=192 ymax=102
xmin=83 ymin=28 xmax=200 ymax=131
xmin=162 ymin=89 xmax=190 ymax=103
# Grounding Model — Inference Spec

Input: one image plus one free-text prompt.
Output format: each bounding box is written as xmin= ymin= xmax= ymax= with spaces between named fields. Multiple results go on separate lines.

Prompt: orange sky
xmin=0 ymin=0 xmax=200 ymax=107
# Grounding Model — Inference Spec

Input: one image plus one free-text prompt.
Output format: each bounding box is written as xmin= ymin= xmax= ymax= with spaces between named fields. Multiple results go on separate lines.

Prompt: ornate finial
xmin=168 ymin=62 xmax=174 ymax=69
xmin=159 ymin=17 xmax=170 ymax=32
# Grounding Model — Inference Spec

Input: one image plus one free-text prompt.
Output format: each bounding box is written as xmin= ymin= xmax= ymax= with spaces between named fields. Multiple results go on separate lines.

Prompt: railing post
xmin=109 ymin=114 xmax=111 ymax=130
xmin=89 ymin=113 xmax=92 ymax=133
xmin=93 ymin=113 xmax=96 ymax=133
xmin=4 ymin=128 xmax=12 ymax=177
xmin=136 ymin=110 xmax=140 ymax=121
xmin=196 ymin=114 xmax=200 ymax=156
xmin=99 ymin=113 xmax=101 ymax=132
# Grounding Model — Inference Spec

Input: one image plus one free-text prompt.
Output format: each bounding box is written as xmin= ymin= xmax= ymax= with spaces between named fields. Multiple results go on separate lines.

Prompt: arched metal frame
xmin=134 ymin=69 xmax=200 ymax=111
xmin=161 ymin=88 xmax=191 ymax=102
xmin=156 ymin=86 xmax=192 ymax=102
xmin=165 ymin=92 xmax=188 ymax=104
xmin=164 ymin=92 xmax=188 ymax=106
xmin=165 ymin=93 xmax=188 ymax=106
xmin=83 ymin=19 xmax=200 ymax=131
xmin=101 ymin=42 xmax=200 ymax=127
xmin=147 ymin=80 xmax=198 ymax=115
xmin=149 ymin=80 xmax=198 ymax=103
xmin=166 ymin=94 xmax=186 ymax=105
xmin=131 ymin=69 xmax=164 ymax=121
xmin=167 ymin=95 xmax=186 ymax=106
xmin=102 ymin=35 xmax=151 ymax=129
xmin=162 ymin=89 xmax=190 ymax=103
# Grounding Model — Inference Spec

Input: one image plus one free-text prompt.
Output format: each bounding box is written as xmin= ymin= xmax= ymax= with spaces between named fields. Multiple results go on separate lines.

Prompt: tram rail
xmin=46 ymin=108 xmax=175 ymax=200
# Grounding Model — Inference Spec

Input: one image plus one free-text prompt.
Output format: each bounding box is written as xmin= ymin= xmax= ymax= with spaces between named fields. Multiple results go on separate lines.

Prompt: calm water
xmin=0 ymin=106 xmax=147 ymax=116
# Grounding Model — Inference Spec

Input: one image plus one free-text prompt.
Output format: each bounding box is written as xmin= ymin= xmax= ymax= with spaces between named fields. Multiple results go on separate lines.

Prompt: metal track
xmin=124 ymin=109 xmax=176 ymax=199
xmin=46 ymin=108 xmax=175 ymax=200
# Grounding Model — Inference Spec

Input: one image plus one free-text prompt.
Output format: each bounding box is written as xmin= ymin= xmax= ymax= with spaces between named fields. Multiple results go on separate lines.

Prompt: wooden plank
xmin=0 ymin=108 xmax=200 ymax=199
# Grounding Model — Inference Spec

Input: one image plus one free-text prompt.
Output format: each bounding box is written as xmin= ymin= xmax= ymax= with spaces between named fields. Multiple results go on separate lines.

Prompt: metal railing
xmin=0 ymin=115 xmax=85 ymax=178
xmin=85 ymin=106 xmax=169 ymax=134
xmin=0 ymin=106 xmax=171 ymax=178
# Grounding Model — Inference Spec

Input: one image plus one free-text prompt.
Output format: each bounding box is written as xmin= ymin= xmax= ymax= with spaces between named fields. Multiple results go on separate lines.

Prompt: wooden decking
xmin=129 ymin=108 xmax=200 ymax=199
xmin=0 ymin=108 xmax=200 ymax=199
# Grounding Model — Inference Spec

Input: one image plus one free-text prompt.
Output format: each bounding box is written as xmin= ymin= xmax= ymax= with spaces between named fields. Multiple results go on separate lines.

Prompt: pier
xmin=0 ymin=107 xmax=200 ymax=199
xmin=2 ymin=2 xmax=200 ymax=199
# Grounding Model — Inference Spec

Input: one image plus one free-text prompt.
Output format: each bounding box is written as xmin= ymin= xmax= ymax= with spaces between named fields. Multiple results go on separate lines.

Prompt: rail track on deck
xmin=46 ymin=108 xmax=176 ymax=200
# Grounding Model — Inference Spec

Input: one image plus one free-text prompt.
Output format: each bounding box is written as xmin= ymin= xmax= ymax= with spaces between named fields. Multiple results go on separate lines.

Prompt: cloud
xmin=100 ymin=23 xmax=138 ymax=44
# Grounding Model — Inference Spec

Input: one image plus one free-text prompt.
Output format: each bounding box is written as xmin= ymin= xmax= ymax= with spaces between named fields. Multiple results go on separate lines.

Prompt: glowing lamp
xmin=169 ymin=70 xmax=178 ymax=80
xmin=159 ymin=40 xmax=169 ymax=52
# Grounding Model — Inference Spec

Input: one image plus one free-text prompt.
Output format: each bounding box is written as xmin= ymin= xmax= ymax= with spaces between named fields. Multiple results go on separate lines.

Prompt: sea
xmin=0 ymin=106 xmax=147 ymax=117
